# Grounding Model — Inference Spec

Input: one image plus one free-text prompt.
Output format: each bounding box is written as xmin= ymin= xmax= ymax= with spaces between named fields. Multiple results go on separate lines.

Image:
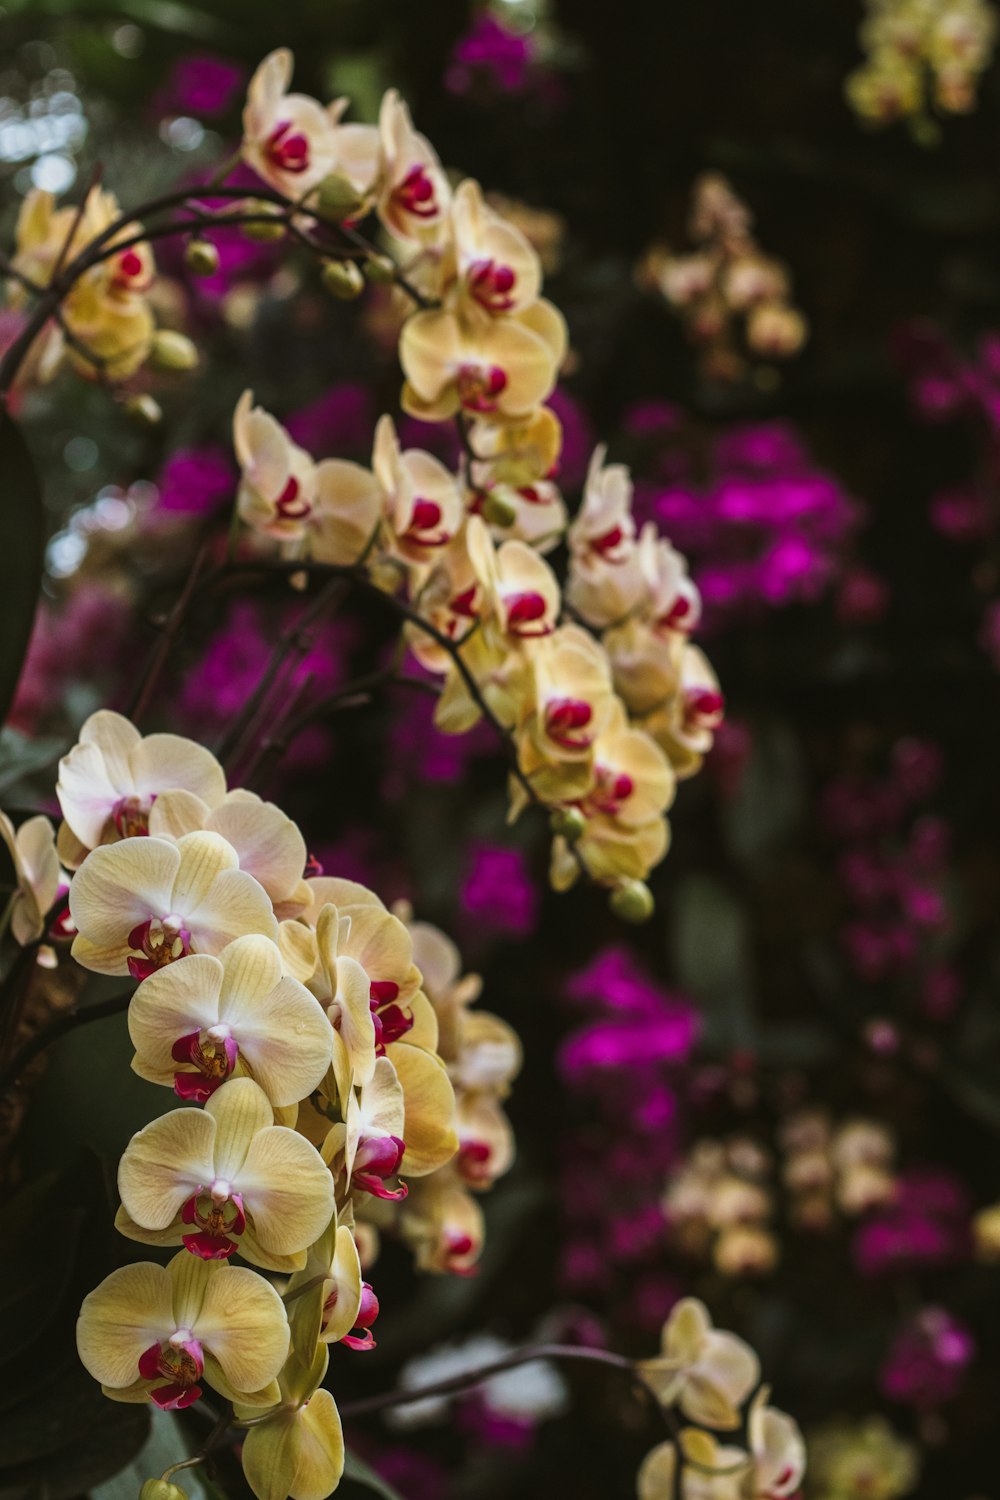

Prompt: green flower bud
xmin=139 ymin=1481 xmax=188 ymax=1500
xmin=314 ymin=173 xmax=365 ymax=222
xmin=149 ymin=330 xmax=199 ymax=373
xmin=124 ymin=394 xmax=162 ymax=427
xmin=609 ymin=879 xmax=655 ymax=925
xmin=241 ymin=203 xmax=286 ymax=242
xmin=321 ymin=259 xmax=366 ymax=301
xmin=481 ymin=490 xmax=519 ymax=529
xmin=184 ymin=239 xmax=220 ymax=277
xmin=550 ymin=806 xmax=586 ymax=843
xmin=363 ymin=254 xmax=397 ymax=286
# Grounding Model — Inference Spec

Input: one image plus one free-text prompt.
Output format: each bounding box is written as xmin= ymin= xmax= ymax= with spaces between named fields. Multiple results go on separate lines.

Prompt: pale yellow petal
xmin=118 ymin=1106 xmax=217 ymax=1228
xmin=206 ymin=1076 xmax=274 ymax=1181
xmin=128 ymin=953 xmax=224 ymax=1079
xmin=237 ymin=1126 xmax=334 ymax=1256
xmin=194 ymin=1262 xmax=290 ymax=1393
xmin=77 ymin=1261 xmax=173 ymax=1389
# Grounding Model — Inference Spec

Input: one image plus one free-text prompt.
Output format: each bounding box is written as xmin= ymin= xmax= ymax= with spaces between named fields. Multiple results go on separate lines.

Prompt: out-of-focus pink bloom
xmin=157 ymin=54 xmax=245 ymax=119
xmin=11 ymin=587 xmax=131 ymax=734
xmin=854 ymin=1170 xmax=971 ymax=1276
xmin=156 ymin=445 xmax=235 ymax=514
xmin=445 ymin=14 xmax=535 ymax=97
xmin=880 ymin=1307 xmax=974 ymax=1408
xmin=929 ymin=486 xmax=994 ymax=542
xmin=836 ymin=565 xmax=890 ymax=624
xmin=547 ymin=387 xmax=595 ymax=490
xmin=460 ymin=842 xmax=539 ymax=937
xmin=285 ymin=383 xmax=375 ymax=461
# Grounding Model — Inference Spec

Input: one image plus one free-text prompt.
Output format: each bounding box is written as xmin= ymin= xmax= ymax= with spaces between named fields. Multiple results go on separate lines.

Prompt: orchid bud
xmin=184 ymin=239 xmax=220 ymax=276
xmin=149 ymin=330 xmax=199 ymax=372
xmin=315 ymin=172 xmax=365 ymax=222
xmin=322 ymin=259 xmax=365 ymax=300
xmin=241 ymin=201 xmax=286 ymax=241
xmin=550 ymin=806 xmax=586 ymax=842
xmin=124 ymin=394 xmax=162 ymax=427
xmin=139 ymin=1481 xmax=188 ymax=1500
xmin=364 ymin=254 xmax=397 ymax=285
xmin=481 ymin=490 xmax=519 ymax=529
xmin=609 ymin=879 xmax=654 ymax=924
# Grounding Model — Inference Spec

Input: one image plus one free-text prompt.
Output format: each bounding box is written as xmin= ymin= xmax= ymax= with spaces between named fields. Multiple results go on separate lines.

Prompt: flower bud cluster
xmin=638 ymin=173 xmax=807 ymax=383
xmin=846 ymin=0 xmax=997 ymax=132
xmin=46 ymin=710 xmax=501 ymax=1500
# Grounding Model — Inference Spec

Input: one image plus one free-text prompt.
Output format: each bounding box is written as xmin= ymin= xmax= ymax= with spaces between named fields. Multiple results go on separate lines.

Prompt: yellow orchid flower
xmin=443 ymin=178 xmax=542 ymax=316
xmin=69 ymin=830 xmax=278 ymax=978
xmin=0 ymin=810 xmax=61 ymax=945
xmin=56 ymin=709 xmax=226 ymax=859
xmin=77 ymin=1250 xmax=289 ymax=1411
xmin=234 ymin=391 xmax=382 ymax=564
xmin=149 ymin=788 xmax=309 ymax=919
xmin=372 ymin=414 xmax=465 ymax=563
xmin=376 ymin=88 xmax=451 ymax=244
xmin=467 ymin=514 xmax=561 ymax=641
xmin=401 ymin=1170 xmax=485 ymax=1275
xmin=241 ymin=48 xmax=342 ymax=197
xmin=322 ymin=1054 xmax=409 ymax=1201
xmin=399 ymin=300 xmax=566 ymax=424
xmin=127 ymin=935 xmax=333 ymax=1105
xmin=115 ymin=1076 xmax=334 ymax=1271
xmin=639 ymin=1297 xmax=760 ymax=1430
xmin=285 ymin=1212 xmax=374 ymax=1349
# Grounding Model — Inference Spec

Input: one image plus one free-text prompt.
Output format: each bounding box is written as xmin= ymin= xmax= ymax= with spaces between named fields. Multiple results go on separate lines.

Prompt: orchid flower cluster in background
xmin=845 ymin=0 xmax=997 ymax=136
xmin=637 ymin=173 xmax=808 ymax=385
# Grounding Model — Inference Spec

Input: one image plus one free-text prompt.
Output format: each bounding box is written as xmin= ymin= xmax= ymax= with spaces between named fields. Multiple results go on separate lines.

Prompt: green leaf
xmin=341 ymin=1450 xmax=406 ymax=1500
xmin=0 ymin=412 xmax=44 ymax=730
xmin=670 ymin=874 xmax=756 ymax=1051
xmin=0 ymin=1363 xmax=149 ymax=1499
xmin=91 ymin=1409 xmax=211 ymax=1500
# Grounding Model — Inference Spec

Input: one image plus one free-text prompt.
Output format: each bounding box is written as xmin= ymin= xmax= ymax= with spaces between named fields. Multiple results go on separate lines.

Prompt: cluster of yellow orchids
xmin=0 ymin=47 xmax=807 ymax=1500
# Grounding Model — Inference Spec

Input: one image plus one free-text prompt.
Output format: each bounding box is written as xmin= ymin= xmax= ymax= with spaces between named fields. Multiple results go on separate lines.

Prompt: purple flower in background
xmin=460 ymin=842 xmax=539 ymax=937
xmin=638 ymin=420 xmax=860 ymax=630
xmin=548 ymin=387 xmax=595 ymax=490
xmin=854 ymin=1170 xmax=971 ymax=1276
xmin=286 ymin=384 xmax=375 ymax=461
xmin=446 ymin=14 xmax=534 ymax=96
xmin=880 ymin=1307 xmax=975 ymax=1408
xmin=157 ymin=54 xmax=245 ymax=119
xmin=156 ymin=445 xmax=235 ymax=514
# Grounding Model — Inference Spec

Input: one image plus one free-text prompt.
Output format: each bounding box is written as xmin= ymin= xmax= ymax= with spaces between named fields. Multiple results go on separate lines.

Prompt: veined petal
xmin=219 ymin=933 xmax=285 ymax=1011
xmin=231 ymin=973 xmax=333 ymax=1108
xmin=278 ymin=919 xmax=318 ymax=983
xmin=69 ymin=836 xmax=180 ymax=947
xmin=237 ymin=1127 xmax=334 ymax=1256
xmin=241 ymin=1389 xmax=344 ymax=1500
xmin=118 ymin=1107 xmax=217 ymax=1229
xmin=148 ymin=789 xmax=211 ymax=841
xmin=206 ymin=1076 xmax=274 ymax=1181
xmin=333 ymin=955 xmax=376 ymax=1087
xmin=188 ymin=868 xmax=279 ymax=953
xmin=80 ymin=709 xmax=142 ymax=785
xmin=167 ymin=1246 xmax=215 ymax=1329
xmin=320 ymin=1225 xmax=363 ymax=1344
xmin=77 ymin=1261 xmax=173 ymax=1389
xmin=128 ymin=953 xmax=224 ymax=1079
xmin=171 ymin=831 xmax=240 ymax=913
xmin=131 ymin=734 xmax=227 ymax=808
xmin=208 ymin=793 xmax=306 ymax=904
xmin=194 ymin=1261 xmax=290 ymax=1394
xmin=390 ymin=1045 xmax=458 ymax=1175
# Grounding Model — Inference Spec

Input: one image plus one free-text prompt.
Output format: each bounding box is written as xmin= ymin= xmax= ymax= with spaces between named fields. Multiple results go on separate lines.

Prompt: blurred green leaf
xmin=342 ymin=1451 xmax=405 ymax=1500
xmin=91 ymin=1409 xmax=210 ymax=1500
xmin=670 ymin=874 xmax=755 ymax=1051
xmin=0 ymin=1363 xmax=149 ymax=1500
xmin=719 ymin=721 xmax=805 ymax=867
xmin=0 ymin=412 xmax=44 ymax=730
